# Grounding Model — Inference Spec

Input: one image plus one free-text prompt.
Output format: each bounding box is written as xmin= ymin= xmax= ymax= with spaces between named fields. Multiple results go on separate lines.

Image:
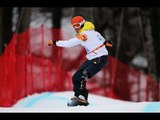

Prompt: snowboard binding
xmin=67 ymin=96 xmax=89 ymax=107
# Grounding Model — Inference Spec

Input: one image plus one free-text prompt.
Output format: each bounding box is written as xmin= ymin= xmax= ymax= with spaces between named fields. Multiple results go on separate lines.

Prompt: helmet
xmin=71 ymin=16 xmax=85 ymax=29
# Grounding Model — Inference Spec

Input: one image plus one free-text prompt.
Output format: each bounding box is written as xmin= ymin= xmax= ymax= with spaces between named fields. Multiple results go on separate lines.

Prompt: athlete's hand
xmin=104 ymin=39 xmax=113 ymax=47
xmin=48 ymin=40 xmax=57 ymax=46
xmin=48 ymin=40 xmax=53 ymax=46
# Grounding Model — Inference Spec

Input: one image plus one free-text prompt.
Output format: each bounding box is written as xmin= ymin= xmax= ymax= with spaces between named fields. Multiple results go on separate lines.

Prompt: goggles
xmin=72 ymin=20 xmax=85 ymax=29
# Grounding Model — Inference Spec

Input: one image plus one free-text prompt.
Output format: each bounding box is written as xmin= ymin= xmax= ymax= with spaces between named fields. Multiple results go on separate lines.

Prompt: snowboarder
xmin=48 ymin=16 xmax=112 ymax=106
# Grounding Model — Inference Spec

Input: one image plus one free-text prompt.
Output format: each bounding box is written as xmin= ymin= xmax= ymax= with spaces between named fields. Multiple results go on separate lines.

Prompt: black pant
xmin=72 ymin=55 xmax=108 ymax=100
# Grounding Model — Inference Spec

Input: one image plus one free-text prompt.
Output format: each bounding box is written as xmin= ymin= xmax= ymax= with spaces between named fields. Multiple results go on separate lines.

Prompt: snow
xmin=0 ymin=91 xmax=160 ymax=113
xmin=132 ymin=53 xmax=148 ymax=68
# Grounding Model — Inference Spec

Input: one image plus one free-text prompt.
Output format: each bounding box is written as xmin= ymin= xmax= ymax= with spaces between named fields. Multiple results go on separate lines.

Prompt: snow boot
xmin=67 ymin=95 xmax=89 ymax=107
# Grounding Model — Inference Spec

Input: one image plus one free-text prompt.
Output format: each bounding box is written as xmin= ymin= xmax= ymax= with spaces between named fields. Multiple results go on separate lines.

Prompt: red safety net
xmin=0 ymin=26 xmax=159 ymax=107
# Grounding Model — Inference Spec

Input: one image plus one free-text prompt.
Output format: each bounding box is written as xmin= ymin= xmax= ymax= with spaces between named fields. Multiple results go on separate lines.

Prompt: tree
xmin=140 ymin=8 xmax=157 ymax=80
xmin=149 ymin=8 xmax=160 ymax=82
xmin=0 ymin=7 xmax=13 ymax=54
xmin=16 ymin=7 xmax=31 ymax=33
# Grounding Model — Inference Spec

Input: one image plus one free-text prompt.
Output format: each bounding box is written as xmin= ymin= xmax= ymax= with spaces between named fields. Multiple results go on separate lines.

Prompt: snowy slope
xmin=0 ymin=91 xmax=160 ymax=113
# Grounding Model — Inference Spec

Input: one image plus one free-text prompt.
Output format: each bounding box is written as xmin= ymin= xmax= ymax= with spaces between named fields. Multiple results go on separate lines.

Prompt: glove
xmin=48 ymin=40 xmax=57 ymax=46
xmin=104 ymin=39 xmax=113 ymax=47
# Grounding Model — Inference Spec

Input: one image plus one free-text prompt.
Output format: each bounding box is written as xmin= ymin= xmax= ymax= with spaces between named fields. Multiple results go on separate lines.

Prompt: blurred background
xmin=0 ymin=7 xmax=160 ymax=107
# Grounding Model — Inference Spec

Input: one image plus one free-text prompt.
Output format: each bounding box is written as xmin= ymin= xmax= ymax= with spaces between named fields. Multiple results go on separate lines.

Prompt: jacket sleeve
xmin=56 ymin=37 xmax=82 ymax=48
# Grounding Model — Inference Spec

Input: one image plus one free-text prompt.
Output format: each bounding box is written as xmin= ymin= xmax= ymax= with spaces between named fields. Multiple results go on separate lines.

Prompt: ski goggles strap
xmin=72 ymin=20 xmax=85 ymax=29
